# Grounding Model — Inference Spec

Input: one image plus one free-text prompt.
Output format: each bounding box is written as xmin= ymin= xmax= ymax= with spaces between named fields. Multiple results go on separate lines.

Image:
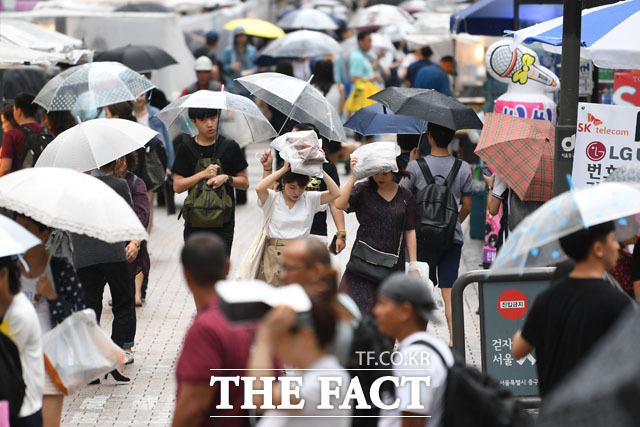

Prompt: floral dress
xmin=341 ymin=181 xmax=417 ymax=315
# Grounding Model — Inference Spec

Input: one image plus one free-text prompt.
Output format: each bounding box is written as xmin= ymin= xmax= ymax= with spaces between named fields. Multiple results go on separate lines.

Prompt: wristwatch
xmin=227 ymin=175 xmax=233 ymax=186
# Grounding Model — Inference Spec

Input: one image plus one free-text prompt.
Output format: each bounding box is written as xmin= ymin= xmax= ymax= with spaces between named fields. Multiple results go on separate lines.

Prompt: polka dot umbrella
xmin=33 ymin=61 xmax=155 ymax=113
xmin=490 ymin=182 xmax=640 ymax=273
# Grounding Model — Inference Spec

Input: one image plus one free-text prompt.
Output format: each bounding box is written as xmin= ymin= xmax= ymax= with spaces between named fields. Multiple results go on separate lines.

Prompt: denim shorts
xmin=417 ymin=243 xmax=463 ymax=289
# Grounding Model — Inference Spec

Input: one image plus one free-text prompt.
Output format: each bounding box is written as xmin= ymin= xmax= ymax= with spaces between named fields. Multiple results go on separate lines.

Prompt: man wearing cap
xmin=193 ymin=31 xmax=225 ymax=83
xmin=180 ymin=56 xmax=223 ymax=97
xmin=374 ymin=273 xmax=454 ymax=427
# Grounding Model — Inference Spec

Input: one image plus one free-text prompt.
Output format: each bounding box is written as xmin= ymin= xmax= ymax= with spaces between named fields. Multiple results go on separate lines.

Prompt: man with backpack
xmin=374 ymin=273 xmax=454 ymax=426
xmin=0 ymin=93 xmax=51 ymax=176
xmin=401 ymin=123 xmax=472 ymax=347
xmin=172 ymin=108 xmax=249 ymax=255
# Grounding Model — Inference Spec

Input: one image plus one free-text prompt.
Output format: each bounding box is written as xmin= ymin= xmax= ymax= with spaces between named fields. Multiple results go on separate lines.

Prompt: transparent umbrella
xmin=491 ymin=182 xmax=640 ymax=273
xmin=35 ymin=118 xmax=158 ymax=172
xmin=0 ymin=215 xmax=41 ymax=258
xmin=155 ymin=90 xmax=276 ymax=146
xmin=277 ymin=9 xmax=339 ymax=31
xmin=260 ymin=30 xmax=342 ymax=58
xmin=0 ymin=168 xmax=148 ymax=243
xmin=33 ymin=61 xmax=155 ymax=112
xmin=349 ymin=4 xmax=414 ymax=29
xmin=237 ymin=72 xmax=346 ymax=142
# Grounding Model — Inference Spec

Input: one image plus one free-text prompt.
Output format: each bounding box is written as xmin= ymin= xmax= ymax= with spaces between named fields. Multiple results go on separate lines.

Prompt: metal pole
xmin=513 ymin=0 xmax=520 ymax=31
xmin=553 ymin=0 xmax=583 ymax=195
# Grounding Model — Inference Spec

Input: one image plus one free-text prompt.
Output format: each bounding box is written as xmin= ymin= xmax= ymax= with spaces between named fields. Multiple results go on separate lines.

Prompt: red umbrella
xmin=475 ymin=113 xmax=554 ymax=202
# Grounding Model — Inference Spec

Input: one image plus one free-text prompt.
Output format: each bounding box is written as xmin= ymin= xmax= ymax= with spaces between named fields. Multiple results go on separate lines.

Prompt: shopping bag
xmin=235 ymin=195 xmax=279 ymax=280
xmin=350 ymin=141 xmax=398 ymax=180
xmin=42 ymin=309 xmax=126 ymax=395
xmin=344 ymin=80 xmax=380 ymax=113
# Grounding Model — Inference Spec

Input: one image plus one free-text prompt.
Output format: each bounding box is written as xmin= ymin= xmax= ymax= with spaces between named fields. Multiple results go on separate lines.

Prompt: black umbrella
xmin=114 ymin=2 xmax=170 ymax=12
xmin=94 ymin=45 xmax=177 ymax=72
xmin=537 ymin=305 xmax=640 ymax=427
xmin=369 ymin=87 xmax=483 ymax=130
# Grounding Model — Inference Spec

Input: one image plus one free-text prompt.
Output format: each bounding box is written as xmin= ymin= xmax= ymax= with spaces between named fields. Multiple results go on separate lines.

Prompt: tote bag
xmin=235 ymin=195 xmax=279 ymax=280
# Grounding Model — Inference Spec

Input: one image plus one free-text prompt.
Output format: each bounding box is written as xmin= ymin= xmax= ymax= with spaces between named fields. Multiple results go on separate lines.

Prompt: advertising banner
xmin=572 ymin=103 xmax=640 ymax=187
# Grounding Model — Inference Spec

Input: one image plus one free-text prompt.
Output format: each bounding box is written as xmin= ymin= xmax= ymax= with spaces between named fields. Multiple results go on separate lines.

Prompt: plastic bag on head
xmin=350 ymin=141 xmax=398 ymax=180
xmin=271 ymin=130 xmax=327 ymax=177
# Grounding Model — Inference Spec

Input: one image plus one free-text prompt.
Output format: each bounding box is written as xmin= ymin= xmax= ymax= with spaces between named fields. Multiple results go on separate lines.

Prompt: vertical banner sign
xmin=481 ymin=281 xmax=549 ymax=397
xmin=572 ymin=102 xmax=640 ymax=187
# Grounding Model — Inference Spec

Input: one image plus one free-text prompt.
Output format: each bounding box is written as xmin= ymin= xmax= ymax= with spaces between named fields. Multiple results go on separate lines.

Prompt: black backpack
xmin=415 ymin=158 xmax=462 ymax=249
xmin=415 ymin=340 xmax=533 ymax=427
xmin=141 ymin=137 xmax=167 ymax=192
xmin=17 ymin=125 xmax=53 ymax=170
xmin=0 ymin=331 xmax=25 ymax=425
xmin=346 ymin=315 xmax=396 ymax=426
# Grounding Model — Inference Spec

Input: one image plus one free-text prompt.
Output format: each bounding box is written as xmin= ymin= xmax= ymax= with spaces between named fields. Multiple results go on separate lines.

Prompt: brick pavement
xmin=60 ymin=142 xmax=484 ymax=426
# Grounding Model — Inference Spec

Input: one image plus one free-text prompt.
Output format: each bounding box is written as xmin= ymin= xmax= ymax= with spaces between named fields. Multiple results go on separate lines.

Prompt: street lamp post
xmin=553 ymin=0 xmax=583 ymax=195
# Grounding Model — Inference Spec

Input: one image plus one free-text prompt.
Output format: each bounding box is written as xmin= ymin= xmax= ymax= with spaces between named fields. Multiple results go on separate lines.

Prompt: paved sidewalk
xmin=60 ymin=142 xmax=485 ymax=426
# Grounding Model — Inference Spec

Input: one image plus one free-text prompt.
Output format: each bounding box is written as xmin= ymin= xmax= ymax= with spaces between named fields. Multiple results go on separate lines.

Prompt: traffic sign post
xmin=451 ymin=268 xmax=555 ymax=407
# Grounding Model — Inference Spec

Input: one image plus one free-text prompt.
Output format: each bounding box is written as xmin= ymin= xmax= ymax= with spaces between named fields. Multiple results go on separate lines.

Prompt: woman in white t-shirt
xmin=0 ymin=255 xmax=44 ymax=426
xmin=247 ymin=291 xmax=351 ymax=427
xmin=256 ymin=161 xmax=340 ymax=286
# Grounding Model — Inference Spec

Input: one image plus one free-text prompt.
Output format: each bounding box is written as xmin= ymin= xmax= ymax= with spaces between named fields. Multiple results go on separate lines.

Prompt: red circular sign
xmin=497 ymin=289 xmax=528 ymax=320
xmin=586 ymin=141 xmax=606 ymax=162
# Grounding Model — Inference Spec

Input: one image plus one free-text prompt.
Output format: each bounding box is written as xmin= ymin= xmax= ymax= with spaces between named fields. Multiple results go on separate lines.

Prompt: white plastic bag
xmin=406 ymin=261 xmax=444 ymax=310
xmin=42 ymin=309 xmax=126 ymax=394
xmin=271 ymin=130 xmax=326 ymax=177
xmin=350 ymin=141 xmax=398 ymax=180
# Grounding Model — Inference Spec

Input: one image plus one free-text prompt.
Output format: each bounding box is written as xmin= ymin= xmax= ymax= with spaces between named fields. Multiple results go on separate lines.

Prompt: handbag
xmin=346 ymin=232 xmax=404 ymax=284
xmin=235 ymin=194 xmax=279 ymax=280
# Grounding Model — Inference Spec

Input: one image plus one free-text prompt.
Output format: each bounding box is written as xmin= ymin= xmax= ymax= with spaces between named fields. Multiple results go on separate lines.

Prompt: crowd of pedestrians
xmin=0 ymin=8 xmax=638 ymax=427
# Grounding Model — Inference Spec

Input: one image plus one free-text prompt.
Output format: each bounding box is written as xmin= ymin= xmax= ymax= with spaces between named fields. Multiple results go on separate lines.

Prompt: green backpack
xmin=180 ymin=138 xmax=234 ymax=228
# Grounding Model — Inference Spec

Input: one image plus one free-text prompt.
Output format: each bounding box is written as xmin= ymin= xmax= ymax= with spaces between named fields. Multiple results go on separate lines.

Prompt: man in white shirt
xmin=373 ymin=273 xmax=454 ymax=427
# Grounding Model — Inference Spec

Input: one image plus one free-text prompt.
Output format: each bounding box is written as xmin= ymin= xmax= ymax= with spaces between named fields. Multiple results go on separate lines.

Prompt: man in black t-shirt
xmin=172 ymin=108 xmax=249 ymax=254
xmin=512 ymin=221 xmax=631 ymax=397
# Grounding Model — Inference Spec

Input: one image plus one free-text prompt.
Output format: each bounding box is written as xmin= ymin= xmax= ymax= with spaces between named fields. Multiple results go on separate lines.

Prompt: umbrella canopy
xmin=0 ymin=42 xmax=66 ymax=69
xmin=344 ymin=103 xmax=426 ymax=136
xmin=277 ymin=9 xmax=339 ymax=31
xmin=475 ymin=113 xmax=554 ymax=201
xmin=0 ymin=168 xmax=148 ymax=243
xmin=35 ymin=118 xmax=157 ymax=172
xmin=94 ymin=44 xmax=177 ymax=72
xmin=0 ymin=19 xmax=89 ymax=64
xmin=237 ymin=72 xmax=346 ymax=142
xmin=3 ymin=66 xmax=49 ymax=100
xmin=536 ymin=306 xmax=640 ymax=427
xmin=369 ymin=87 xmax=483 ymax=130
xmin=605 ymin=163 xmax=640 ymax=183
xmin=0 ymin=215 xmax=41 ymax=258
xmin=450 ymin=0 xmax=563 ymax=36
xmin=512 ymin=0 xmax=640 ymax=69
xmin=261 ymin=30 xmax=342 ymax=58
xmin=33 ymin=61 xmax=155 ymax=112
xmin=156 ymin=90 xmax=276 ymax=145
xmin=114 ymin=2 xmax=170 ymax=12
xmin=223 ymin=18 xmax=285 ymax=39
xmin=349 ymin=4 xmax=414 ymax=29
xmin=491 ymin=182 xmax=640 ymax=272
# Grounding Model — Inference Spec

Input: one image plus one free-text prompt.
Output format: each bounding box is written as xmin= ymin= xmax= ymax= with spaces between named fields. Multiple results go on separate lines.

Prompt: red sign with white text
xmin=497 ymin=289 xmax=528 ymax=320
xmin=613 ymin=72 xmax=640 ymax=107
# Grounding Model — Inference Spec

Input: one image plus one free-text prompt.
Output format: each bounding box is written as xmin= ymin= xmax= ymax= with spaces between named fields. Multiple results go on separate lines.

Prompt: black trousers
xmin=77 ymin=261 xmax=135 ymax=349
xmin=183 ymin=221 xmax=234 ymax=256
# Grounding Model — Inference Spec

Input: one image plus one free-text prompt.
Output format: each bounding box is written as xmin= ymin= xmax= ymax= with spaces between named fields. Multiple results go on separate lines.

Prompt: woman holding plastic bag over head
xmin=334 ymin=142 xmax=419 ymax=315
xmin=254 ymin=157 xmax=340 ymax=286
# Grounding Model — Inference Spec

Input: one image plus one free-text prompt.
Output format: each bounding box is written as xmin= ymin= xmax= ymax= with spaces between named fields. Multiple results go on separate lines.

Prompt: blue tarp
xmin=450 ymin=0 xmax=564 ymax=36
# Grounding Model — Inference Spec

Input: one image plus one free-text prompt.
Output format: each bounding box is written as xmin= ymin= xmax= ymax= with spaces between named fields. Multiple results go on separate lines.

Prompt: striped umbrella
xmin=512 ymin=0 xmax=640 ymax=69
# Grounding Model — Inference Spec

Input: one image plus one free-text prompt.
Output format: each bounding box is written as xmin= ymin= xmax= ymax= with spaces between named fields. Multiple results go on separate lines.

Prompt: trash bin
xmin=470 ymin=181 xmax=487 ymax=239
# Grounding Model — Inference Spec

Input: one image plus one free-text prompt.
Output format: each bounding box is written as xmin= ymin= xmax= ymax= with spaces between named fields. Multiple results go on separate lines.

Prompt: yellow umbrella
xmin=224 ymin=18 xmax=285 ymax=39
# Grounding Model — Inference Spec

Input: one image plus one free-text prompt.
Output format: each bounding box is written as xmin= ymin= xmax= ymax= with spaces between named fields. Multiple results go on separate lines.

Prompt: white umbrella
xmin=0 ymin=168 xmax=148 ymax=243
xmin=349 ymin=4 xmax=414 ymax=29
xmin=0 ymin=215 xmax=41 ymax=258
xmin=156 ymin=90 xmax=276 ymax=145
xmin=277 ymin=9 xmax=339 ymax=31
xmin=237 ymin=72 xmax=346 ymax=142
xmin=34 ymin=61 xmax=155 ymax=112
xmin=261 ymin=30 xmax=342 ymax=58
xmin=35 ymin=118 xmax=157 ymax=172
xmin=491 ymin=182 xmax=640 ymax=273
xmin=512 ymin=0 xmax=640 ymax=69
